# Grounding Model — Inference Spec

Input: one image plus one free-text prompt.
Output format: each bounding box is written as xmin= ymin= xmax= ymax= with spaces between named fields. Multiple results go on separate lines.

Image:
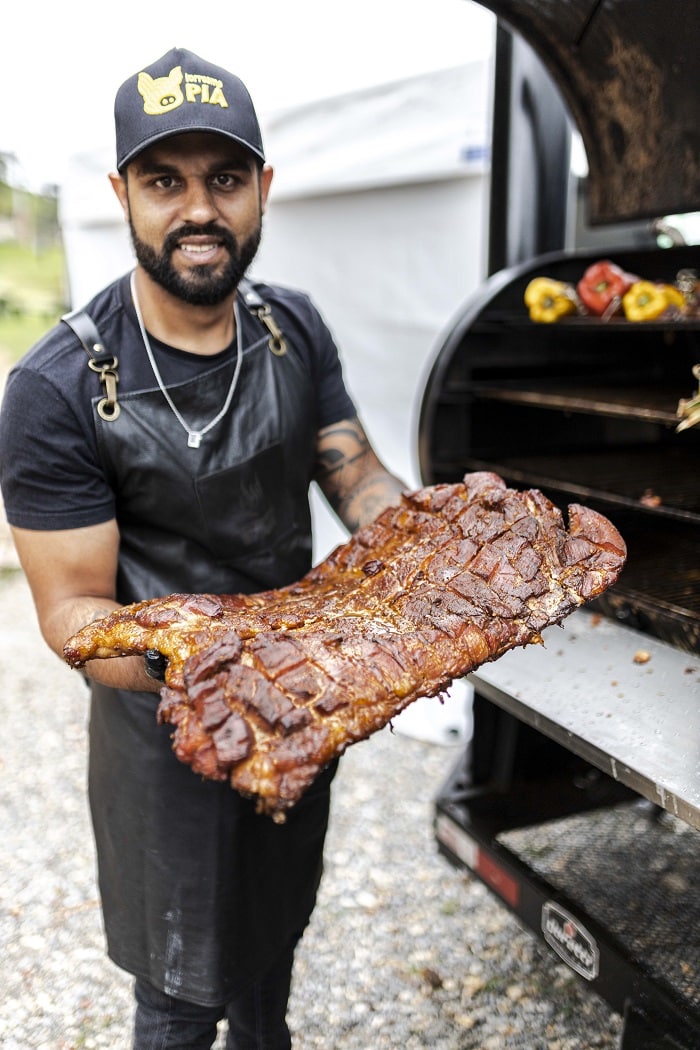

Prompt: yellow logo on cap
xmin=138 ymin=65 xmax=229 ymax=115
xmin=138 ymin=67 xmax=184 ymax=114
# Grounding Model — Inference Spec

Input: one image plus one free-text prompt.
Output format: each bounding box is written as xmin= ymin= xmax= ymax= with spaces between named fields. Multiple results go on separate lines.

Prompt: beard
xmin=128 ymin=219 xmax=262 ymax=306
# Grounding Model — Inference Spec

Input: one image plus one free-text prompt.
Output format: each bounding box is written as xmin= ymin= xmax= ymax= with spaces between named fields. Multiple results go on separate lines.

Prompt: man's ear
xmin=108 ymin=172 xmax=129 ymax=220
xmin=259 ymin=164 xmax=273 ymax=213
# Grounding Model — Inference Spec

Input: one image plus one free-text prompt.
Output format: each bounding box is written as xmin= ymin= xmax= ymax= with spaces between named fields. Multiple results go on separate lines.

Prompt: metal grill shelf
xmin=472 ymin=382 xmax=685 ymax=426
xmin=434 ymin=449 xmax=699 ymax=521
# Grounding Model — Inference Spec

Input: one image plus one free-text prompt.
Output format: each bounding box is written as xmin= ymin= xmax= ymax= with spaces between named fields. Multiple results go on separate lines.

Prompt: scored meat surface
xmin=64 ymin=472 xmax=626 ymax=820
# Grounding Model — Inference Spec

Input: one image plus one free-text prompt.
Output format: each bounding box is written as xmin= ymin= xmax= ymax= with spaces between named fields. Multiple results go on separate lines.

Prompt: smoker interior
xmin=419 ymin=245 xmax=700 ymax=654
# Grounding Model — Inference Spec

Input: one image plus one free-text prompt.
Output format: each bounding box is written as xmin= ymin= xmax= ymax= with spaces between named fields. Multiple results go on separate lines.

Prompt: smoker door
xmin=475 ymin=0 xmax=700 ymax=225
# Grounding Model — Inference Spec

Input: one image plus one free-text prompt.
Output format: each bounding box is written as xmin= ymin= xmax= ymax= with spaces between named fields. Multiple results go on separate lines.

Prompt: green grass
xmin=0 ymin=241 xmax=67 ymax=362
xmin=0 ymin=312 xmax=59 ymax=361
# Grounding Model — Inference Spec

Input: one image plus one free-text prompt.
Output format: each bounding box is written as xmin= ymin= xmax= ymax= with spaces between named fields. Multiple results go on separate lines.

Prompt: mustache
xmin=164 ymin=223 xmax=239 ymax=256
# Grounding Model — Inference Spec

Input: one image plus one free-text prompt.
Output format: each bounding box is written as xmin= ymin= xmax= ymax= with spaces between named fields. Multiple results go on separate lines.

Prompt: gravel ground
xmin=0 ymin=565 xmax=623 ymax=1049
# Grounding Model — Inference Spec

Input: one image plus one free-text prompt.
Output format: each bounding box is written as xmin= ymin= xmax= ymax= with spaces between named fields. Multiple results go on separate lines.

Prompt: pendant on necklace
xmin=188 ymin=432 xmax=202 ymax=449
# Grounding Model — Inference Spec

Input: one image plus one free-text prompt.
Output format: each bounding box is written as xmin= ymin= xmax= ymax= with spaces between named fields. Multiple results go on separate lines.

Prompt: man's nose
xmin=181 ymin=180 xmax=218 ymax=223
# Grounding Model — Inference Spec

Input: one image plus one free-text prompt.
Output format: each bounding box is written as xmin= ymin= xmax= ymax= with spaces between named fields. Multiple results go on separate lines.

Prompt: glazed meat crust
xmin=64 ymin=472 xmax=626 ymax=819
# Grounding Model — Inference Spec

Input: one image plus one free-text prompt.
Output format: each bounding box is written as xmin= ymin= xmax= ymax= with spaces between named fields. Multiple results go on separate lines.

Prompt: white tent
xmin=255 ymin=61 xmax=492 ymax=523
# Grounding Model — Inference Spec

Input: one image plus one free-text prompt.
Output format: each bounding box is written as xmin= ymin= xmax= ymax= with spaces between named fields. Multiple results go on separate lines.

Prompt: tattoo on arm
xmin=315 ymin=418 xmax=370 ymax=482
xmin=315 ymin=417 xmax=407 ymax=533
xmin=338 ymin=474 xmax=407 ymax=533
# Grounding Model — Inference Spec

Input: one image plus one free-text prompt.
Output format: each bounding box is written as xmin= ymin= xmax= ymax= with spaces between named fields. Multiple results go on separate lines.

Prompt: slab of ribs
xmin=64 ymin=472 xmax=626 ymax=820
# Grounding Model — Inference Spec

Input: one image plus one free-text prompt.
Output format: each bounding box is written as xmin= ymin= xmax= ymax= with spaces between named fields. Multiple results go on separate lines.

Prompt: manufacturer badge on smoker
xmin=541 ymin=901 xmax=599 ymax=980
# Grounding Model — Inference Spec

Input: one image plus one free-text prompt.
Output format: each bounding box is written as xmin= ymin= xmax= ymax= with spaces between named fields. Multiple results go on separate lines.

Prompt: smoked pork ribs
xmin=64 ymin=472 xmax=626 ymax=819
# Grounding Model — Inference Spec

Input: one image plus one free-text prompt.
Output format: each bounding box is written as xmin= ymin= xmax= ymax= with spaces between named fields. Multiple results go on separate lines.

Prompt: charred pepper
xmin=622 ymin=280 xmax=685 ymax=321
xmin=576 ymin=260 xmax=636 ymax=317
xmin=524 ymin=277 xmax=577 ymax=323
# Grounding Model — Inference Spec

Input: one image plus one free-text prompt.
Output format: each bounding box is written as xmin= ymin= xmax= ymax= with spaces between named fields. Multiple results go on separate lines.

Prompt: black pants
xmin=133 ymin=939 xmax=296 ymax=1050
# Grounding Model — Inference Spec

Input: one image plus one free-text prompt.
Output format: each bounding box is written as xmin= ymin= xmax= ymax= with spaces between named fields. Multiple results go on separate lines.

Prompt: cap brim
xmin=117 ymin=126 xmax=265 ymax=171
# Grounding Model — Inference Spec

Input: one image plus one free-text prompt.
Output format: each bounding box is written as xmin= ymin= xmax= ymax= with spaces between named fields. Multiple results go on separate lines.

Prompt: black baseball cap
xmin=114 ymin=47 xmax=265 ymax=172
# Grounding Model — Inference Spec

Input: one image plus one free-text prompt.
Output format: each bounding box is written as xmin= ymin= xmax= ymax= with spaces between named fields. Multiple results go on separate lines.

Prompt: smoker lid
xmin=476 ymin=0 xmax=700 ymax=224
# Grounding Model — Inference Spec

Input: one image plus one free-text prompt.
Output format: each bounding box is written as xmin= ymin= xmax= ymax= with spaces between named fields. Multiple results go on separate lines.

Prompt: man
xmin=0 ymin=48 xmax=405 ymax=1049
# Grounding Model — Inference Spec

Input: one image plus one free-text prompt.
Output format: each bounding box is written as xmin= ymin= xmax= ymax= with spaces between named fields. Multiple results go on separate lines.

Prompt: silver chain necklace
xmin=130 ymin=272 xmax=243 ymax=448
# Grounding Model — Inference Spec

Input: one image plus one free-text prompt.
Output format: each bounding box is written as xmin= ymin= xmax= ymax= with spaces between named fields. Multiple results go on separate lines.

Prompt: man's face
xmin=112 ymin=132 xmax=273 ymax=305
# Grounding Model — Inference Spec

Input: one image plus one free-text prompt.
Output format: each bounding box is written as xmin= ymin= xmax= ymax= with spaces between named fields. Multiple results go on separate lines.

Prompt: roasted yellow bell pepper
xmin=622 ymin=280 xmax=685 ymax=321
xmin=524 ymin=277 xmax=577 ymax=323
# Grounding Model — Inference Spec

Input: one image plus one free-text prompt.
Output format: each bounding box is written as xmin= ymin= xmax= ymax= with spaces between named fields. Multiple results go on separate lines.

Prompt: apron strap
xmin=62 ymin=309 xmax=121 ymax=421
xmin=238 ymin=279 xmax=287 ymax=357
xmin=62 ymin=280 xmax=287 ymax=423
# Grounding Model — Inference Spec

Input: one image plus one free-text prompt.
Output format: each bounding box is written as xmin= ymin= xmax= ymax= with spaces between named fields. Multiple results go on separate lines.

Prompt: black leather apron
xmin=87 ymin=313 xmax=336 ymax=1007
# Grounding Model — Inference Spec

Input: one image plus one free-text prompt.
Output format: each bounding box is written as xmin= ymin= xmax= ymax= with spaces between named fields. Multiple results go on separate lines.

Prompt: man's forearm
xmin=44 ymin=596 xmax=161 ymax=694
xmin=332 ymin=469 xmax=407 ymax=533
xmin=315 ymin=417 xmax=408 ymax=533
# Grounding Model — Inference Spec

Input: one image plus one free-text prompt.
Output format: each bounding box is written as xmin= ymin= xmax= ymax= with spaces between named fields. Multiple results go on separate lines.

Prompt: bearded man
xmin=0 ymin=48 xmax=405 ymax=1050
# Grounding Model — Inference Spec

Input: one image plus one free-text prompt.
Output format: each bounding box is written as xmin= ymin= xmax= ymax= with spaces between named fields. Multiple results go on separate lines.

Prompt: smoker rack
xmin=420 ymin=244 xmax=700 ymax=655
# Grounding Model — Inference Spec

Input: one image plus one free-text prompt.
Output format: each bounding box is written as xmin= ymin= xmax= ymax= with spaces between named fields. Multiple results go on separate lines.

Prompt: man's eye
xmin=213 ymin=173 xmax=239 ymax=188
xmin=155 ymin=175 xmax=176 ymax=188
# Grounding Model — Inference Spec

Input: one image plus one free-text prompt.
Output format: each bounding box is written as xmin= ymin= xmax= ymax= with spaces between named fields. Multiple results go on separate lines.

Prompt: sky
xmin=3 ymin=0 xmax=495 ymax=191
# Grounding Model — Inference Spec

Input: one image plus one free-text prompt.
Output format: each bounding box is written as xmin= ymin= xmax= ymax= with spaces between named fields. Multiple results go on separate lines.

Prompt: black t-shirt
xmin=0 ymin=273 xmax=355 ymax=531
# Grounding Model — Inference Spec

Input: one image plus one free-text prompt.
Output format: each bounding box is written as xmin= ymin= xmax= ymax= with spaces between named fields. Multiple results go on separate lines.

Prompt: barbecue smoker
xmin=419 ymin=3 xmax=699 ymax=1048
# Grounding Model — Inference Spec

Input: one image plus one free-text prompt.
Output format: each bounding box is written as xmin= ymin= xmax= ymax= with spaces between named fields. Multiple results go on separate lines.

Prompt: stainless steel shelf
xmin=469 ymin=610 xmax=700 ymax=830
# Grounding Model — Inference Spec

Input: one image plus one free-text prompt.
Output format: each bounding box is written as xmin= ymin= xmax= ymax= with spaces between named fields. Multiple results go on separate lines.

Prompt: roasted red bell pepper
xmin=576 ymin=260 xmax=636 ymax=317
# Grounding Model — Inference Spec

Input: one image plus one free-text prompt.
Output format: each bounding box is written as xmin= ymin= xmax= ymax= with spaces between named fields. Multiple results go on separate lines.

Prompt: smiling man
xmin=0 ymin=48 xmax=405 ymax=1050
xmin=115 ymin=134 xmax=271 ymax=312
